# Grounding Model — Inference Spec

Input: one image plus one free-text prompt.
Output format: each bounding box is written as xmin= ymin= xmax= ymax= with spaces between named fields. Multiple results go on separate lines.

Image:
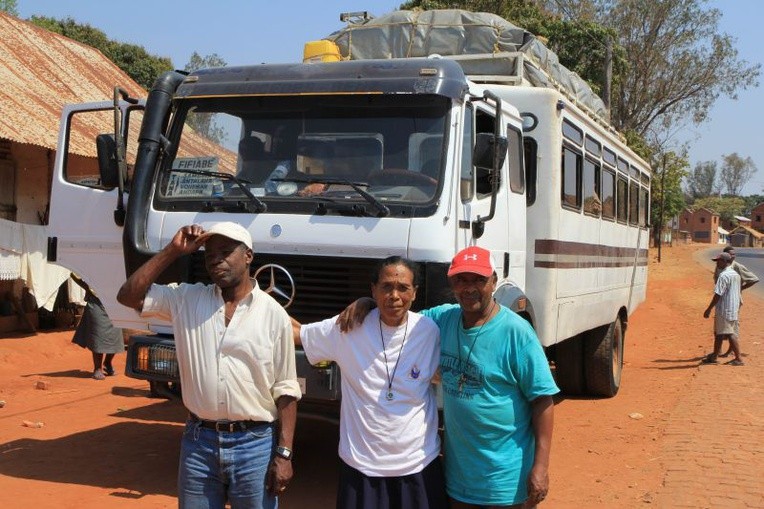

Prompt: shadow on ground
xmin=0 ymin=421 xmax=181 ymax=498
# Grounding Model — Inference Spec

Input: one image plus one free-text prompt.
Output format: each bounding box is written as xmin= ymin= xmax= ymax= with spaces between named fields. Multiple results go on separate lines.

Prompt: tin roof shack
xmin=730 ymin=224 xmax=764 ymax=248
xmin=751 ymin=202 xmax=764 ymax=233
xmin=0 ymin=12 xmax=144 ymax=331
xmin=679 ymin=207 xmax=719 ymax=244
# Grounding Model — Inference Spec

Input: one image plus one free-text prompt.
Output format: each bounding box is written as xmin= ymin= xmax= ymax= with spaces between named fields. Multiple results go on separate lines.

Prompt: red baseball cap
xmin=447 ymin=246 xmax=496 ymax=277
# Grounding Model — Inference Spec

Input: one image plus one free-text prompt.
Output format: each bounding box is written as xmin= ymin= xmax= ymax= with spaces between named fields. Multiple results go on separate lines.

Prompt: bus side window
xmin=524 ymin=137 xmax=537 ymax=206
xmin=629 ymin=180 xmax=640 ymax=226
xmin=583 ymin=157 xmax=601 ymax=216
xmin=601 ymin=167 xmax=615 ymax=219
xmin=616 ymin=175 xmax=628 ymax=223
xmin=507 ymin=125 xmax=524 ymax=194
xmin=561 ymin=145 xmax=582 ymax=210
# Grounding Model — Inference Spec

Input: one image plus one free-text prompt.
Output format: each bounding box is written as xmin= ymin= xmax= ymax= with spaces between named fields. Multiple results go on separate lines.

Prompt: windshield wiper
xmin=169 ymin=169 xmax=267 ymax=213
xmin=273 ymin=176 xmax=390 ymax=218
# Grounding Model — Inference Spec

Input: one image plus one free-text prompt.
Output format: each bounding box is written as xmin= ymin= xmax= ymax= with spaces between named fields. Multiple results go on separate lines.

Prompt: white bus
xmin=48 ymin=12 xmax=649 ymax=405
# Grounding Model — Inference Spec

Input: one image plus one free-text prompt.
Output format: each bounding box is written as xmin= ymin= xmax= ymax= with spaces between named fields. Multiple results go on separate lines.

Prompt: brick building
xmin=752 ymin=202 xmax=764 ymax=233
xmin=678 ymin=207 xmax=720 ymax=244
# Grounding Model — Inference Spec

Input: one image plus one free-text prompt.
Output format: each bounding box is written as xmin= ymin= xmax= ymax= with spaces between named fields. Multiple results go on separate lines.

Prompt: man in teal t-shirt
xmin=426 ymin=246 xmax=559 ymax=508
xmin=339 ymin=246 xmax=558 ymax=507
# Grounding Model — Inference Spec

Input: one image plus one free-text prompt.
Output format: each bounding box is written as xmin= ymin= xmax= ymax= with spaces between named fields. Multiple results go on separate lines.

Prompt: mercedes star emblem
xmin=253 ymin=263 xmax=296 ymax=308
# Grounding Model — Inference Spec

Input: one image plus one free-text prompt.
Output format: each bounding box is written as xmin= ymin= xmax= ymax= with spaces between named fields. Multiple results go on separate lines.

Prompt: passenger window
xmin=639 ymin=186 xmax=649 ymax=227
xmin=601 ymin=168 xmax=615 ymax=220
xmin=562 ymin=146 xmax=582 ymax=210
xmin=629 ymin=181 xmax=639 ymax=226
xmin=65 ymin=107 xmax=143 ymax=191
xmin=616 ymin=176 xmax=628 ymax=223
xmin=507 ymin=126 xmax=524 ymax=194
xmin=524 ymin=137 xmax=537 ymax=207
xmin=583 ymin=157 xmax=601 ymax=216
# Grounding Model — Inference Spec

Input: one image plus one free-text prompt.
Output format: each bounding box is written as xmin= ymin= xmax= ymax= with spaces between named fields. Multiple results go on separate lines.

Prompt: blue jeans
xmin=178 ymin=420 xmax=277 ymax=509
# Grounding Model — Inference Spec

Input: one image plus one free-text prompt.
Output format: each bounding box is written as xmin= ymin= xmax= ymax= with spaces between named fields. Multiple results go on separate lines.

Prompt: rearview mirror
xmin=473 ymin=132 xmax=508 ymax=170
xmin=96 ymin=133 xmax=119 ymax=189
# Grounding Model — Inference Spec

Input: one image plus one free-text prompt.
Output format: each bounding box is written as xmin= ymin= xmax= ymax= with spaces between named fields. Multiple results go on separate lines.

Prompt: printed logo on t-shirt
xmin=409 ymin=365 xmax=421 ymax=380
xmin=440 ymin=351 xmax=483 ymax=400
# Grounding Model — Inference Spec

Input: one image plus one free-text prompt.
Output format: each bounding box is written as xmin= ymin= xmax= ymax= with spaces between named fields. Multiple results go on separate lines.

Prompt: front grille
xmin=189 ymin=253 xmax=446 ymax=324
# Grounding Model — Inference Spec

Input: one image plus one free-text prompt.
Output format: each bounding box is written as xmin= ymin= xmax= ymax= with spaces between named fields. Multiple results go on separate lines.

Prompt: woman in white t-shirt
xmin=292 ymin=256 xmax=446 ymax=509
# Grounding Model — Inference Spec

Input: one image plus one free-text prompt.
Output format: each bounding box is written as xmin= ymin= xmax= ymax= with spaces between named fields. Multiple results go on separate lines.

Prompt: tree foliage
xmin=692 ymin=195 xmax=746 ymax=225
xmin=580 ymin=0 xmax=760 ymax=138
xmin=27 ymin=16 xmax=173 ymax=90
xmin=742 ymin=195 xmax=764 ymax=216
xmin=719 ymin=152 xmax=757 ymax=196
xmin=183 ymin=52 xmax=228 ymax=144
xmin=686 ymin=161 xmax=719 ymax=199
xmin=650 ymin=150 xmax=688 ymax=236
xmin=0 ymin=0 xmax=18 ymax=16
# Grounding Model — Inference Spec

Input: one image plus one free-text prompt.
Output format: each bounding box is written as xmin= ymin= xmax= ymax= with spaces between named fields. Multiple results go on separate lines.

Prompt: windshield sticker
xmin=165 ymin=157 xmax=222 ymax=197
xmin=172 ymin=156 xmax=219 ymax=172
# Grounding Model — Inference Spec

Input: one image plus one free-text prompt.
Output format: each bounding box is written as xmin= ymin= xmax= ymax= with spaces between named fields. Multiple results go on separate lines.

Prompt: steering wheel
xmin=367 ymin=169 xmax=438 ymax=187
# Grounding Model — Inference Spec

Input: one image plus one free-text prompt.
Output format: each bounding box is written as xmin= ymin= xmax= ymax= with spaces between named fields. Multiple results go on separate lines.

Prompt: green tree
xmin=563 ymin=0 xmax=760 ymax=138
xmin=649 ymin=150 xmax=688 ymax=242
xmin=686 ymin=161 xmax=719 ymax=199
xmin=183 ymin=52 xmax=228 ymax=144
xmin=693 ymin=195 xmax=746 ymax=225
xmin=742 ymin=194 xmax=764 ymax=216
xmin=719 ymin=152 xmax=757 ymax=196
xmin=27 ymin=16 xmax=173 ymax=90
xmin=0 ymin=0 xmax=18 ymax=16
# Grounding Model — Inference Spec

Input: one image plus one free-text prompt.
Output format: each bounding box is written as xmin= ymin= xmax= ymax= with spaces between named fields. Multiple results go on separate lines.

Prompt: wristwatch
xmin=275 ymin=446 xmax=293 ymax=460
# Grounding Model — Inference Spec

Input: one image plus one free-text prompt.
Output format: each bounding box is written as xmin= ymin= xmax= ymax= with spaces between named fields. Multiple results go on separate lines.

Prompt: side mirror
xmin=473 ymin=132 xmax=508 ymax=170
xmin=96 ymin=133 xmax=120 ymax=189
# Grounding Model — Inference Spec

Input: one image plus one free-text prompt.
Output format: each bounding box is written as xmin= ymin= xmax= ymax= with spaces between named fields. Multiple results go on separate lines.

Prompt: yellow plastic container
xmin=303 ymin=40 xmax=342 ymax=63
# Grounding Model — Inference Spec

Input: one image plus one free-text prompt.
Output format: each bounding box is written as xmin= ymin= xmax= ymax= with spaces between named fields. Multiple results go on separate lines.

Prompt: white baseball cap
xmin=197 ymin=222 xmax=252 ymax=250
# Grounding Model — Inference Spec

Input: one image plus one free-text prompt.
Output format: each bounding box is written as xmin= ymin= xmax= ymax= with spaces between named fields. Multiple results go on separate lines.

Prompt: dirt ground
xmin=0 ymin=243 xmax=761 ymax=508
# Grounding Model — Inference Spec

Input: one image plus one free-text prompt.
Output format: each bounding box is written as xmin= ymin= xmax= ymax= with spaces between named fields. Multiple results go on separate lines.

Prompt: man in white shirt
xmin=292 ymin=256 xmax=446 ymax=509
xmin=117 ymin=222 xmax=301 ymax=509
xmin=703 ymin=252 xmax=743 ymax=366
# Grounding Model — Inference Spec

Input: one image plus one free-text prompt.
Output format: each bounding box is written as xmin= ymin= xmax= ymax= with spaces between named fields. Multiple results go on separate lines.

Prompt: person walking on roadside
xmin=712 ymin=246 xmax=759 ymax=358
xmin=117 ymin=222 xmax=301 ymax=509
xmin=71 ymin=274 xmax=123 ymax=380
xmin=703 ymin=251 xmax=743 ymax=366
xmin=292 ymin=256 xmax=446 ymax=509
xmin=339 ymin=247 xmax=559 ymax=508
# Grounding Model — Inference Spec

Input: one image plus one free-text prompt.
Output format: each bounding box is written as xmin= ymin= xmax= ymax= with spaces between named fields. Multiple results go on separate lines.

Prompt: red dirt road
xmin=1 ymin=243 xmax=762 ymax=508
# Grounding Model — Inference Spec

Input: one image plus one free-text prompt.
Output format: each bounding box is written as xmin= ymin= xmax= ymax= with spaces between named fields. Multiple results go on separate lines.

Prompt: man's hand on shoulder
xmin=336 ymin=297 xmax=376 ymax=332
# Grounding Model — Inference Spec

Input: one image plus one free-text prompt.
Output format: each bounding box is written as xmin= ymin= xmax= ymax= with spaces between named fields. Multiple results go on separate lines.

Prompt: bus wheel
xmin=584 ymin=317 xmax=624 ymax=397
xmin=554 ymin=334 xmax=585 ymax=395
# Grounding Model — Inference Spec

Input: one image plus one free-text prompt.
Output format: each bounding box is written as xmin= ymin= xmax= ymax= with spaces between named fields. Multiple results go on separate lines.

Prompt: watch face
xmin=276 ymin=182 xmax=298 ymax=196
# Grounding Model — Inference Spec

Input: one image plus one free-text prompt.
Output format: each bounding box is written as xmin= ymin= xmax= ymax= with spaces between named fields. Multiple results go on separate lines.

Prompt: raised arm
xmin=117 ymin=225 xmax=206 ymax=311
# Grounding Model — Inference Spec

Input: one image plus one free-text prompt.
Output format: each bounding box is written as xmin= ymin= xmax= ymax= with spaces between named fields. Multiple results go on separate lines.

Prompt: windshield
xmin=156 ymin=95 xmax=450 ymax=216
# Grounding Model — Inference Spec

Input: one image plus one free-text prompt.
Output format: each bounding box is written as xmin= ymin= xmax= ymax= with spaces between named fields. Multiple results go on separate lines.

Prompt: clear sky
xmin=16 ymin=0 xmax=764 ymax=196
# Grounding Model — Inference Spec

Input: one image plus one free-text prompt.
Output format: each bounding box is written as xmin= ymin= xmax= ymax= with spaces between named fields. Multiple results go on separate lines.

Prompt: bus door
xmin=48 ymin=101 xmax=146 ymax=329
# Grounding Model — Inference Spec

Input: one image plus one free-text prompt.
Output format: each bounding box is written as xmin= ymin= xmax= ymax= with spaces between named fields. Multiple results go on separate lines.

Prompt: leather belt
xmin=189 ymin=413 xmax=270 ymax=433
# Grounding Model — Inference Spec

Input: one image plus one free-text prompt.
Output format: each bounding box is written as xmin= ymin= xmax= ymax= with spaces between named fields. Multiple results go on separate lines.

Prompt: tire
xmin=584 ymin=317 xmax=624 ymax=397
xmin=554 ymin=334 xmax=585 ymax=395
